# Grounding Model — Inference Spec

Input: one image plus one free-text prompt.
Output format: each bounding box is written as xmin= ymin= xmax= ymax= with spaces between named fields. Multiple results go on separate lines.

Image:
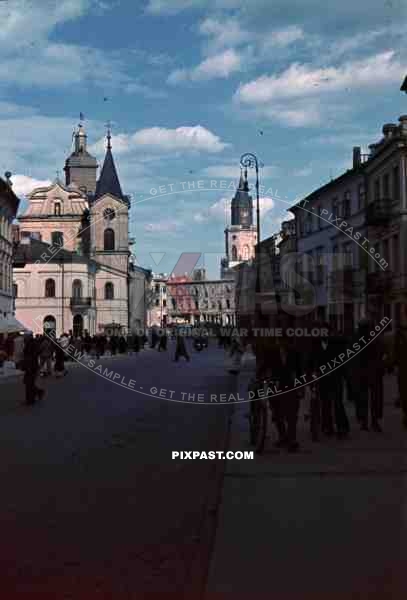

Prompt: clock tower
xmin=221 ymin=168 xmax=257 ymax=278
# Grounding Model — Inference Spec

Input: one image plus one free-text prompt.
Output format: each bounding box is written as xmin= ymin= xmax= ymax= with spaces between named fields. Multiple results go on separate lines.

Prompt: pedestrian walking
xmin=118 ymin=335 xmax=127 ymax=354
xmin=54 ymin=336 xmax=68 ymax=378
xmin=174 ymin=332 xmax=190 ymax=362
xmin=228 ymin=334 xmax=243 ymax=374
xmin=158 ymin=331 xmax=168 ymax=352
xmin=22 ymin=334 xmax=44 ymax=404
xmin=272 ymin=334 xmax=301 ymax=452
xmin=39 ymin=335 xmax=53 ymax=376
xmin=316 ymin=325 xmax=350 ymax=438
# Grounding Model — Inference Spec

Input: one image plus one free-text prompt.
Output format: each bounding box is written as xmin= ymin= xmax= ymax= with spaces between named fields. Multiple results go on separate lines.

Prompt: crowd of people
xmin=244 ymin=317 xmax=407 ymax=452
xmin=19 ymin=330 xmax=149 ymax=405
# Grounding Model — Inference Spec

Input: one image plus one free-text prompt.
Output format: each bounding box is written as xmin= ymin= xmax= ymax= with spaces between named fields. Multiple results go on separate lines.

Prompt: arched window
xmin=105 ymin=282 xmax=114 ymax=300
xmin=104 ymin=228 xmax=115 ymax=251
xmin=45 ymin=278 xmax=55 ymax=298
xmin=43 ymin=315 xmax=56 ymax=333
xmin=54 ymin=202 xmax=61 ymax=216
xmin=231 ymin=245 xmax=237 ymax=261
xmin=243 ymin=245 xmax=250 ymax=260
xmin=72 ymin=279 xmax=82 ymax=299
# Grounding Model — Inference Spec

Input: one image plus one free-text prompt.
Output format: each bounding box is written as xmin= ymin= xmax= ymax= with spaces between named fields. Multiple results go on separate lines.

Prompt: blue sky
xmin=2 ymin=0 xmax=407 ymax=277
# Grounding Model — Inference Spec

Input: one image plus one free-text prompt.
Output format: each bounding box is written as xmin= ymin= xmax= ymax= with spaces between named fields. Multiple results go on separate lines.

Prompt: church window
xmin=72 ymin=279 xmax=82 ymax=299
xmin=226 ymin=299 xmax=230 ymax=309
xmin=103 ymin=208 xmax=116 ymax=221
xmin=45 ymin=278 xmax=56 ymax=298
xmin=243 ymin=245 xmax=250 ymax=260
xmin=54 ymin=202 xmax=61 ymax=216
xmin=232 ymin=245 xmax=237 ymax=261
xmin=104 ymin=228 xmax=115 ymax=251
xmin=105 ymin=282 xmax=114 ymax=300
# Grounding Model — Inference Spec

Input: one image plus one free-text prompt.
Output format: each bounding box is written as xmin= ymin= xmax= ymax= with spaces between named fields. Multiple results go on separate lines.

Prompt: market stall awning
xmin=0 ymin=316 xmax=29 ymax=334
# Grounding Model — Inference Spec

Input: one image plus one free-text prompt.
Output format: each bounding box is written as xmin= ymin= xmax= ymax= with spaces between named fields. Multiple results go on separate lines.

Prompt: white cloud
xmin=0 ymin=0 xmax=89 ymax=53
xmin=234 ymin=50 xmax=406 ymax=127
xmin=10 ymin=174 xmax=52 ymax=197
xmin=236 ymin=51 xmax=404 ymax=105
xmin=202 ymin=165 xmax=279 ymax=178
xmin=0 ymin=1 xmax=142 ymax=93
xmin=124 ymin=82 xmax=167 ymax=99
xmin=133 ymin=125 xmax=229 ymax=152
xmin=145 ymin=0 xmax=203 ymax=14
xmin=92 ymin=125 xmax=229 ymax=154
xmin=266 ymin=26 xmax=304 ymax=48
xmin=144 ymin=220 xmax=179 ymax=232
xmin=168 ymin=48 xmax=243 ymax=83
xmin=198 ymin=17 xmax=251 ymax=53
xmin=293 ymin=166 xmax=313 ymax=177
xmin=194 ymin=195 xmax=274 ymax=223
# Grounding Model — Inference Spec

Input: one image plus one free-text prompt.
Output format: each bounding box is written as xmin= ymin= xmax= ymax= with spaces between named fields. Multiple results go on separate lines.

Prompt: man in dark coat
xmin=174 ymin=332 xmax=190 ymax=362
xmin=272 ymin=334 xmax=302 ymax=451
xmin=23 ymin=334 xmax=43 ymax=405
xmin=315 ymin=325 xmax=350 ymax=438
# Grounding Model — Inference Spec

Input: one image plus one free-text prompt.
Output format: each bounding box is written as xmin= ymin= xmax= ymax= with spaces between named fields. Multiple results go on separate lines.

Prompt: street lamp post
xmin=240 ymin=153 xmax=262 ymax=332
xmin=240 ymin=153 xmax=260 ymax=243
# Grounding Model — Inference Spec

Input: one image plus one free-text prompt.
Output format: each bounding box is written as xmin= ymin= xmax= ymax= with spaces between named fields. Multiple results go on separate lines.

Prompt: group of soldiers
xmin=248 ymin=318 xmax=407 ymax=452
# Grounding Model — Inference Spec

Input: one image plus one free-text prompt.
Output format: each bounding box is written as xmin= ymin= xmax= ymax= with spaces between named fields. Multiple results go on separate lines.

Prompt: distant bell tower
xmin=64 ymin=121 xmax=98 ymax=195
xmin=221 ymin=168 xmax=257 ymax=278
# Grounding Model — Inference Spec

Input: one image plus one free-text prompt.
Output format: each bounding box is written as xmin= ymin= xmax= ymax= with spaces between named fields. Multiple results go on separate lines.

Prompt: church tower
xmin=221 ymin=169 xmax=257 ymax=278
xmin=90 ymin=128 xmax=130 ymax=273
xmin=64 ymin=123 xmax=98 ymax=195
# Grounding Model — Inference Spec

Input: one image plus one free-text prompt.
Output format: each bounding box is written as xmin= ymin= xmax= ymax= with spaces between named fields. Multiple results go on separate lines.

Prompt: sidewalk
xmin=206 ymin=357 xmax=407 ymax=599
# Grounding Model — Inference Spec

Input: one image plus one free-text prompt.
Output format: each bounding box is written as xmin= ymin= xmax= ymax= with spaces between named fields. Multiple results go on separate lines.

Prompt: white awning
xmin=0 ymin=316 xmax=29 ymax=334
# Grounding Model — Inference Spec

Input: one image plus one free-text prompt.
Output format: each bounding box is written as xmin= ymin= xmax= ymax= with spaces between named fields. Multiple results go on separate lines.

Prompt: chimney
xmin=353 ymin=146 xmax=361 ymax=168
xmin=399 ymin=115 xmax=407 ymax=136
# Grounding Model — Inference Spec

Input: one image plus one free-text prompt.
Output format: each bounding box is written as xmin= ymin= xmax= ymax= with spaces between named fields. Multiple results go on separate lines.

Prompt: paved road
xmin=207 ymin=366 xmax=407 ymax=600
xmin=0 ymin=343 xmax=234 ymax=598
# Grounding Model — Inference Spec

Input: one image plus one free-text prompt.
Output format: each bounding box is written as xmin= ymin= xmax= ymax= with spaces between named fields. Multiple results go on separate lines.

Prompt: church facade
xmin=13 ymin=123 xmax=134 ymax=337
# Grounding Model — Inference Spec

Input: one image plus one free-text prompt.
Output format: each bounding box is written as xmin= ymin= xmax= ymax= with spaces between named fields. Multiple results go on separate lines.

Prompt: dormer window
xmin=54 ymin=202 xmax=61 ymax=216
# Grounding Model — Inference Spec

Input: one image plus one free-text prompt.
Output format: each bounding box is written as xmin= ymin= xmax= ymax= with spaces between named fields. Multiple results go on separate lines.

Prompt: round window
xmin=103 ymin=208 xmax=116 ymax=221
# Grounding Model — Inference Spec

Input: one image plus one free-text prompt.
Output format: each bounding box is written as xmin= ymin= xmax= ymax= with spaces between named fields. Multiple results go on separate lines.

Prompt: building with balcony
xmin=289 ymin=145 xmax=367 ymax=333
xmin=13 ymin=123 xmax=132 ymax=337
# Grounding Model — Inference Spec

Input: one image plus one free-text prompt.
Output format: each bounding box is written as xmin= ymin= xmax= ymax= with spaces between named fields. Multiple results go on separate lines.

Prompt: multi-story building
xmin=288 ymin=146 xmax=367 ymax=332
xmin=362 ymin=117 xmax=407 ymax=330
xmin=13 ymin=123 xmax=133 ymax=337
xmin=0 ymin=174 xmax=22 ymax=335
xmin=286 ymin=115 xmax=407 ymax=333
xmin=166 ymin=274 xmax=236 ymax=326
